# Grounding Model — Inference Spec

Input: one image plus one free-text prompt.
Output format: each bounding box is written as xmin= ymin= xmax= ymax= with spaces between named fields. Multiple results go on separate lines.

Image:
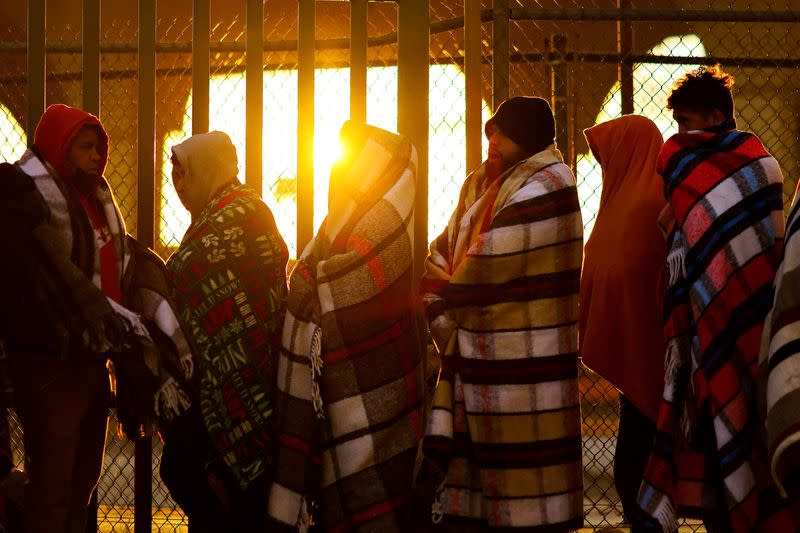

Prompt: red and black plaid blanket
xmin=637 ymin=128 xmax=793 ymax=532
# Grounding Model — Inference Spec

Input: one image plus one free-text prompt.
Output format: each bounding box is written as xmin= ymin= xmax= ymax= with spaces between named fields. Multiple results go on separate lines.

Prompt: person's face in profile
xmin=487 ymin=123 xmax=528 ymax=171
xmin=66 ymin=126 xmax=103 ymax=179
xmin=171 ymin=154 xmax=190 ymax=212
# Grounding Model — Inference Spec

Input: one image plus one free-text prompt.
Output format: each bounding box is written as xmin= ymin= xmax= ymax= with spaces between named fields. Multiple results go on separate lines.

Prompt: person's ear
xmin=710 ymin=109 xmax=726 ymax=125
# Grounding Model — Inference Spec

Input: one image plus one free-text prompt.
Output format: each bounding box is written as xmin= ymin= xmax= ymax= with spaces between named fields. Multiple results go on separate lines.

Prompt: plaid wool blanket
xmin=267 ymin=122 xmax=423 ymax=532
xmin=421 ymin=147 xmax=584 ymax=530
xmin=638 ymin=128 xmax=790 ymax=532
xmin=166 ymin=180 xmax=288 ymax=490
xmin=760 ymin=188 xmax=800 ymax=502
xmin=3 ymin=149 xmax=193 ymax=436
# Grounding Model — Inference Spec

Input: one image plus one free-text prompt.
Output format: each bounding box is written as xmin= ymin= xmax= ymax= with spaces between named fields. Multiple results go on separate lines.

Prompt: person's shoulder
xmin=0 ymin=160 xmax=36 ymax=196
xmin=529 ymin=159 xmax=577 ymax=190
xmin=0 ymin=160 xmax=25 ymax=179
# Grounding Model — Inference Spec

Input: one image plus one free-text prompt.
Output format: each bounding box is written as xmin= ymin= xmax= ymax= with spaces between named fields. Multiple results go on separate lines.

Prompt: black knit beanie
xmin=485 ymin=96 xmax=556 ymax=155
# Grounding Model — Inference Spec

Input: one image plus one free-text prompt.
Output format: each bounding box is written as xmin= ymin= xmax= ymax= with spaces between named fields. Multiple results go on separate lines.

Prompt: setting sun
xmin=159 ymin=64 xmax=490 ymax=256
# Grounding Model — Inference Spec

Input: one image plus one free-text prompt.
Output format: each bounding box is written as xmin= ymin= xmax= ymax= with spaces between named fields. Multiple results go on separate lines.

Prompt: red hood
xmin=33 ymin=104 xmax=109 ymax=181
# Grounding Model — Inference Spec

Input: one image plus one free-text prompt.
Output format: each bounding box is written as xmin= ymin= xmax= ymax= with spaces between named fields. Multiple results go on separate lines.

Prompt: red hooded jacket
xmin=33 ymin=104 xmax=121 ymax=303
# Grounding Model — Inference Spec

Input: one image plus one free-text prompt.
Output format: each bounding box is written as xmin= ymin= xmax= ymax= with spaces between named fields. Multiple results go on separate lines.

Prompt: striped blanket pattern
xmin=421 ymin=147 xmax=584 ymax=530
xmin=267 ymin=122 xmax=424 ymax=532
xmin=760 ymin=188 xmax=800 ymax=503
xmin=638 ymin=129 xmax=788 ymax=532
xmin=15 ymin=150 xmax=193 ymax=431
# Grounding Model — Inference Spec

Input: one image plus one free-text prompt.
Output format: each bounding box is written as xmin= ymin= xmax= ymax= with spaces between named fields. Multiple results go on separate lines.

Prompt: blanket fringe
xmin=180 ymin=353 xmax=194 ymax=380
xmin=431 ymin=491 xmax=444 ymax=524
xmin=651 ymin=496 xmax=677 ymax=533
xmin=154 ymin=377 xmax=191 ymax=421
xmin=664 ymin=337 xmax=693 ymax=440
xmin=667 ymin=230 xmax=687 ymax=287
xmin=681 ymin=401 xmax=693 ymax=441
xmin=664 ymin=339 xmax=681 ymax=392
xmin=310 ymin=326 xmax=325 ymax=419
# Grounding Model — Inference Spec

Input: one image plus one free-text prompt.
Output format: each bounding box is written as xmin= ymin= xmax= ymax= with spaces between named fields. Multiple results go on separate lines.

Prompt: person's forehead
xmin=73 ymin=125 xmax=100 ymax=141
xmin=672 ymin=109 xmax=704 ymax=117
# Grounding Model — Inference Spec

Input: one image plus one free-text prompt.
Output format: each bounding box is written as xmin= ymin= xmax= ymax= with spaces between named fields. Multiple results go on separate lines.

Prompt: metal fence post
xmin=350 ymin=0 xmax=368 ymax=123
xmin=82 ymin=3 xmax=101 ymax=528
xmin=398 ymin=0 xmax=429 ymax=282
xmin=137 ymin=0 xmax=156 ymax=248
xmin=618 ymin=0 xmax=634 ymax=116
xmin=135 ymin=0 xmax=156 ymax=527
xmin=550 ymin=34 xmax=570 ymax=166
xmin=193 ymin=0 xmax=211 ymax=135
xmin=246 ymin=0 xmax=264 ymax=196
xmin=26 ymin=0 xmax=45 ymax=141
xmin=82 ymin=0 xmax=100 ymax=116
xmin=492 ymin=0 xmax=509 ymax=110
xmin=297 ymin=0 xmax=315 ymax=253
xmin=465 ymin=0 xmax=483 ymax=172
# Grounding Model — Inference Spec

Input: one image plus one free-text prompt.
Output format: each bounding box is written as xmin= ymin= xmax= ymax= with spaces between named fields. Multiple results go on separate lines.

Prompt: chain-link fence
xmin=0 ymin=1 xmax=798 ymax=531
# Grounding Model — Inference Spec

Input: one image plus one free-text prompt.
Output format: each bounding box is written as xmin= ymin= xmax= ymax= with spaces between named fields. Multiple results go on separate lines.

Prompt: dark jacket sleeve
xmin=0 ymin=163 xmax=51 ymax=346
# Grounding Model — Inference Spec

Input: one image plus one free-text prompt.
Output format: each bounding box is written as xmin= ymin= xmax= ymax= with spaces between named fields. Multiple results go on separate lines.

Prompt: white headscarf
xmin=171 ymin=130 xmax=239 ymax=217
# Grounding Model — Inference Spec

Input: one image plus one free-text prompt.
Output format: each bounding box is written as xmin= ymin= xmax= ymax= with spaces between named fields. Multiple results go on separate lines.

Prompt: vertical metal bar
xmin=135 ymin=0 xmax=156 ymax=526
xmin=137 ymin=0 xmax=156 ymax=247
xmin=350 ymin=0 xmax=368 ymax=123
xmin=26 ymin=0 xmax=45 ymax=141
xmin=193 ymin=0 xmax=211 ymax=134
xmin=246 ymin=0 xmax=264 ymax=194
xmin=551 ymin=34 xmax=571 ymax=164
xmin=465 ymin=0 xmax=482 ymax=172
xmin=134 ymin=438 xmax=152 ymax=533
xmin=297 ymin=0 xmax=315 ymax=253
xmin=491 ymin=0 xmax=509 ymax=111
xmin=398 ymin=0 xmax=429 ymax=284
xmin=82 ymin=0 xmax=101 ymax=116
xmin=544 ymin=37 xmax=552 ymax=103
xmin=618 ymin=0 xmax=634 ymax=116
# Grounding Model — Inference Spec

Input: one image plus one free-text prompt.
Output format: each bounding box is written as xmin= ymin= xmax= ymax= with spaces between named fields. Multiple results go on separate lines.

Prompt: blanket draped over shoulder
xmin=267 ymin=122 xmax=423 ymax=533
xmin=0 ymin=149 xmax=193 ymax=437
xmin=637 ymin=129 xmax=794 ymax=532
xmin=760 ymin=190 xmax=800 ymax=501
xmin=421 ymin=147 xmax=584 ymax=531
xmin=166 ymin=180 xmax=288 ymax=490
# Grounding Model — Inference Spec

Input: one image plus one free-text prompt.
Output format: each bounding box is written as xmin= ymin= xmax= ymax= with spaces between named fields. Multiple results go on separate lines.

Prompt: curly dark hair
xmin=666 ymin=64 xmax=735 ymax=119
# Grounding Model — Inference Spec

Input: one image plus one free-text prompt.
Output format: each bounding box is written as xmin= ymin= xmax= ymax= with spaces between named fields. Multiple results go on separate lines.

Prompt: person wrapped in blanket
xmin=637 ymin=65 xmax=800 ymax=532
xmin=161 ymin=131 xmax=289 ymax=532
xmin=759 ymin=184 xmax=800 ymax=511
xmin=0 ymin=104 xmax=193 ymax=533
xmin=421 ymin=96 xmax=584 ymax=531
xmin=266 ymin=122 xmax=424 ymax=532
xmin=579 ymin=115 xmax=667 ymax=532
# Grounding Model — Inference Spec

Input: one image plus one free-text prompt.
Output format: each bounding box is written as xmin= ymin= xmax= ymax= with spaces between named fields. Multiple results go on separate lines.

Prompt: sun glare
xmin=160 ymin=64 xmax=490 ymax=257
